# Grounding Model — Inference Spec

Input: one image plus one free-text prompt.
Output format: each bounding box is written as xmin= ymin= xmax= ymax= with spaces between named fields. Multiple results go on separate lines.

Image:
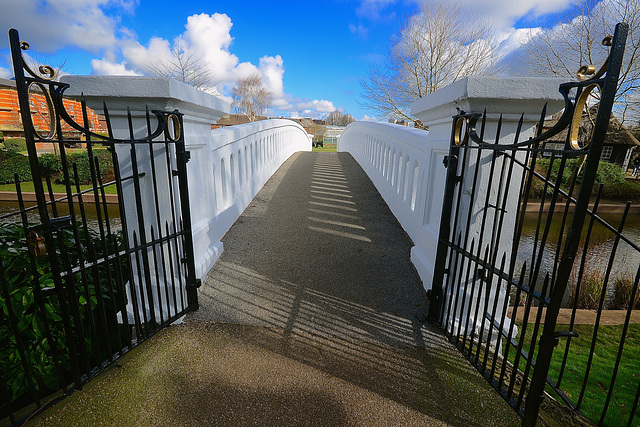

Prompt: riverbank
xmin=510 ymin=307 xmax=640 ymax=325
xmin=525 ymin=200 xmax=640 ymax=214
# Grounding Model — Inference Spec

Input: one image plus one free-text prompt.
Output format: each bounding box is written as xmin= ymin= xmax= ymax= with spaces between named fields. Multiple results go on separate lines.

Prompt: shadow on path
xmin=189 ymin=152 xmax=520 ymax=426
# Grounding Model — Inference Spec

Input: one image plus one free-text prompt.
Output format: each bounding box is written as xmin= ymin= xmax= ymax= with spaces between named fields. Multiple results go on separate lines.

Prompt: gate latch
xmin=553 ymin=330 xmax=579 ymax=347
xmin=28 ymin=231 xmax=46 ymax=258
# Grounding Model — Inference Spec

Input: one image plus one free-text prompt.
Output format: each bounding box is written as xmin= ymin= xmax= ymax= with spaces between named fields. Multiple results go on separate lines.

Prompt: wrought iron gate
xmin=1 ymin=29 xmax=199 ymax=424
xmin=430 ymin=23 xmax=640 ymax=426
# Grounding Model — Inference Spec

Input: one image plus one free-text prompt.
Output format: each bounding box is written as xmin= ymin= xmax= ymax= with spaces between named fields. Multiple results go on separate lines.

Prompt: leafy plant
xmin=38 ymin=153 xmax=62 ymax=174
xmin=0 ymin=221 xmax=128 ymax=414
xmin=0 ymin=152 xmax=32 ymax=184
xmin=56 ymin=150 xmax=114 ymax=185
xmin=4 ymin=138 xmax=27 ymax=153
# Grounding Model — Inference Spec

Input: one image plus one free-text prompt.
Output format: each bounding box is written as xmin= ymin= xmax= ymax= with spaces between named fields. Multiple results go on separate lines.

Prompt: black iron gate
xmin=1 ymin=29 xmax=199 ymax=424
xmin=430 ymin=23 xmax=640 ymax=426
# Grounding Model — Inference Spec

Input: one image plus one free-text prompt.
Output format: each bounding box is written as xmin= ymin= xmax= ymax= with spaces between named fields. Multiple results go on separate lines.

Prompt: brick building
xmin=0 ymin=77 xmax=106 ymax=150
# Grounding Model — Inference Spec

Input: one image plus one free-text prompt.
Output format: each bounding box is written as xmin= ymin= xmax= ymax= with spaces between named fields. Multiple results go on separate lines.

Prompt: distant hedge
xmin=0 ymin=152 xmax=32 ymax=183
xmin=0 ymin=149 xmax=115 ymax=185
xmin=4 ymin=138 xmax=27 ymax=152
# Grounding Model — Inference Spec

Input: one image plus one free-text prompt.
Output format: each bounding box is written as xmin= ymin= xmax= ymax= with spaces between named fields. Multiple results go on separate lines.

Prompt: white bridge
xmin=62 ymin=75 xmax=564 ymax=337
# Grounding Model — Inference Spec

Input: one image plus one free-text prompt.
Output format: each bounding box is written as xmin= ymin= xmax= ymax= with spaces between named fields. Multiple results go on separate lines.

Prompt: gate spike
xmin=127 ymin=106 xmax=134 ymax=140
xmin=494 ymin=114 xmax=503 ymax=144
xmin=536 ymin=103 xmax=548 ymax=138
xmin=103 ymin=102 xmax=114 ymax=140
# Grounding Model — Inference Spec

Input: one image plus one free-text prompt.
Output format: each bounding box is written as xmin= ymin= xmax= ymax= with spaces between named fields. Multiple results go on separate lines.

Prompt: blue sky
xmin=0 ymin=0 xmax=582 ymax=120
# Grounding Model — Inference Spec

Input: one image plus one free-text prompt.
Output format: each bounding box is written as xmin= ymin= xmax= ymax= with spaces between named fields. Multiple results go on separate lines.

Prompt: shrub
xmin=38 ymin=153 xmax=62 ymax=174
xmin=0 ymin=152 xmax=32 ymax=183
xmin=530 ymin=157 xmax=630 ymax=199
xmin=4 ymin=138 xmax=27 ymax=152
xmin=56 ymin=150 xmax=114 ymax=185
xmin=0 ymin=222 xmax=127 ymax=407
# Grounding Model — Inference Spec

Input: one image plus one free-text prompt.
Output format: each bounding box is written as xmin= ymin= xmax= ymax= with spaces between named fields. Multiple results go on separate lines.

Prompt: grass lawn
xmin=508 ymin=322 xmax=640 ymax=426
xmin=0 ymin=181 xmax=118 ymax=194
xmin=312 ymin=145 xmax=337 ymax=152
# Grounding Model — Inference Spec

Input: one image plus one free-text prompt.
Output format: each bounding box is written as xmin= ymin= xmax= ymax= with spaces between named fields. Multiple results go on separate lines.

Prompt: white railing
xmin=339 ymin=77 xmax=566 ymax=294
xmin=61 ymin=76 xmax=311 ymax=279
xmin=338 ymin=122 xmax=445 ymax=295
xmin=194 ymin=119 xmax=311 ymax=277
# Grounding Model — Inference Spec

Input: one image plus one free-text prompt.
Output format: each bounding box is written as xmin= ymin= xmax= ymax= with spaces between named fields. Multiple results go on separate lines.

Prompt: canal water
xmin=0 ymin=199 xmax=121 ymax=231
xmin=517 ymin=211 xmax=640 ymax=306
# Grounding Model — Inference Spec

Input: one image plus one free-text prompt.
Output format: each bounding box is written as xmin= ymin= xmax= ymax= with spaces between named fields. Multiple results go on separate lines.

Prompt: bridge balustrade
xmin=61 ymin=76 xmax=311 ymax=280
xmin=339 ymin=77 xmax=565 ymax=298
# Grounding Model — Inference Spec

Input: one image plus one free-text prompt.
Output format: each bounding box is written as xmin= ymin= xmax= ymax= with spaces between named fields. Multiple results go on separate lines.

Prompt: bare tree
xmin=360 ymin=0 xmax=501 ymax=126
xmin=326 ymin=110 xmax=356 ymax=126
xmin=146 ymin=38 xmax=217 ymax=92
xmin=231 ymin=74 xmax=273 ymax=121
xmin=520 ymin=0 xmax=640 ymax=125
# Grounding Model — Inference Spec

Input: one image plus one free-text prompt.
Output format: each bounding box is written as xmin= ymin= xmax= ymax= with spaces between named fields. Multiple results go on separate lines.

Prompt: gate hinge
xmin=443 ymin=155 xmax=457 ymax=169
xmin=187 ymin=278 xmax=201 ymax=290
xmin=178 ymin=150 xmax=191 ymax=163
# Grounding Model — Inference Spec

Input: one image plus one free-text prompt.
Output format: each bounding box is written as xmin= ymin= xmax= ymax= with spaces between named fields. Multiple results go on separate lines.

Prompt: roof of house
xmin=543 ymin=105 xmax=639 ymax=148
xmin=216 ymin=114 xmax=267 ymax=126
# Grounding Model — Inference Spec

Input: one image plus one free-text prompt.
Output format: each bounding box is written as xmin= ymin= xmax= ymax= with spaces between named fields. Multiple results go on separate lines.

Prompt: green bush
xmin=4 ymin=138 xmax=27 ymax=152
xmin=0 ymin=152 xmax=32 ymax=184
xmin=38 ymin=153 xmax=62 ymax=174
xmin=0 ymin=222 xmax=127 ymax=409
xmin=531 ymin=158 xmax=631 ymax=198
xmin=56 ymin=150 xmax=114 ymax=185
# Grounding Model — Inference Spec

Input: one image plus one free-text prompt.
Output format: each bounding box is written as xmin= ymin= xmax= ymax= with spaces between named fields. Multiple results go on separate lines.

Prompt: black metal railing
xmin=1 ymin=28 xmax=199 ymax=425
xmin=430 ymin=23 xmax=640 ymax=426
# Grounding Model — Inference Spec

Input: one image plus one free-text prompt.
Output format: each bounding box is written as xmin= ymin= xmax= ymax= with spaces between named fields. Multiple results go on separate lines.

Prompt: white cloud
xmin=0 ymin=0 xmax=126 ymax=54
xmin=0 ymin=66 xmax=12 ymax=79
xmin=90 ymin=58 xmax=141 ymax=76
xmin=295 ymin=99 xmax=337 ymax=113
xmin=349 ymin=23 xmax=369 ymax=38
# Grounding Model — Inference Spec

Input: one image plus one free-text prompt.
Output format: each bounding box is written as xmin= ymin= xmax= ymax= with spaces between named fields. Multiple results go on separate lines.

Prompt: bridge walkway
xmin=186 ymin=151 xmax=520 ymax=425
xmin=192 ymin=151 xmax=433 ymax=346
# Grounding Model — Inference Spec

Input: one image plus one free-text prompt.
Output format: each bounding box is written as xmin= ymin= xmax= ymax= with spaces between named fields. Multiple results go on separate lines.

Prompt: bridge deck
xmin=187 ymin=152 xmax=520 ymax=424
xmin=32 ymin=152 xmax=521 ymax=425
xmin=192 ymin=151 xmax=437 ymax=347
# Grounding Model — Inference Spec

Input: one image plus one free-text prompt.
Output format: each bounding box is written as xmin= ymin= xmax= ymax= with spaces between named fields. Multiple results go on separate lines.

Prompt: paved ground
xmin=29 ymin=152 xmax=522 ymax=426
xmin=192 ymin=151 xmax=435 ymax=348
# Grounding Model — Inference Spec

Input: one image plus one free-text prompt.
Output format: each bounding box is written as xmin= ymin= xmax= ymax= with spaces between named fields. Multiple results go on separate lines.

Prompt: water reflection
xmin=516 ymin=211 xmax=640 ymax=305
xmin=0 ymin=199 xmax=121 ymax=231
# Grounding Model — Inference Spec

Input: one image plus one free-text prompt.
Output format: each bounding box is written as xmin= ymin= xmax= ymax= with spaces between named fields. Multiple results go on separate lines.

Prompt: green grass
xmin=0 ymin=181 xmax=118 ymax=194
xmin=312 ymin=144 xmax=337 ymax=152
xmin=509 ymin=322 xmax=640 ymax=426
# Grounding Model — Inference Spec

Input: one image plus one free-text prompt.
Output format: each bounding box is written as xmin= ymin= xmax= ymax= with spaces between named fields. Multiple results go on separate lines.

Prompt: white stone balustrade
xmin=61 ymin=76 xmax=311 ymax=283
xmin=339 ymin=77 xmax=565 ymax=339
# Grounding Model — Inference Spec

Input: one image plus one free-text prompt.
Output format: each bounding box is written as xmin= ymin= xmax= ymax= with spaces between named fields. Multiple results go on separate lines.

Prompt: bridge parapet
xmin=338 ymin=77 xmax=564 ymax=293
xmin=61 ymin=76 xmax=311 ymax=279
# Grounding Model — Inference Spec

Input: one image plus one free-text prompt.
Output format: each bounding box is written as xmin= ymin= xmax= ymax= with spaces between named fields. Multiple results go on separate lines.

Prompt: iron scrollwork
xmin=455 ymin=30 xmax=623 ymax=153
xmin=9 ymin=28 xmax=184 ymax=144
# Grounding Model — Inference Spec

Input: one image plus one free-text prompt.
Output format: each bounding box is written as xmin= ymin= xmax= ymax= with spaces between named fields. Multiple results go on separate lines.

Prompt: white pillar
xmin=61 ymin=75 xmax=229 ymax=280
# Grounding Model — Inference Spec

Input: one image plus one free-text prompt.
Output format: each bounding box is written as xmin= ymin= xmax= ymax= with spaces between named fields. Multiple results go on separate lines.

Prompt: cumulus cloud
xmin=0 ymin=0 xmax=126 ymax=54
xmin=90 ymin=58 xmax=142 ymax=76
xmin=295 ymin=99 xmax=338 ymax=113
xmin=0 ymin=3 xmax=347 ymax=120
xmin=0 ymin=66 xmax=12 ymax=79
